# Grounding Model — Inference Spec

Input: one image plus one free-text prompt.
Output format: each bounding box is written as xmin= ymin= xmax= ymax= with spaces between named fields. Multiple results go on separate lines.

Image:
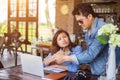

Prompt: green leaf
xmin=97 ymin=35 xmax=108 ymax=44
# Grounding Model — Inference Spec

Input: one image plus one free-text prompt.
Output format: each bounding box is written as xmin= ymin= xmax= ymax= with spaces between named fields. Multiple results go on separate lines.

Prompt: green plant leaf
xmin=97 ymin=35 xmax=108 ymax=44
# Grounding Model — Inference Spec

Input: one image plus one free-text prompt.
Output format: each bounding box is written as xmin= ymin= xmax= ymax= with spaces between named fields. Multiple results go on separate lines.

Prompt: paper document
xmin=44 ymin=67 xmax=65 ymax=73
xmin=41 ymin=77 xmax=52 ymax=80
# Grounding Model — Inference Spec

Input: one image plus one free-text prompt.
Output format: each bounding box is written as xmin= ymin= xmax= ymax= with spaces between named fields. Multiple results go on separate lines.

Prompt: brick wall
xmin=55 ymin=0 xmax=120 ymax=35
xmin=55 ymin=0 xmax=82 ymax=35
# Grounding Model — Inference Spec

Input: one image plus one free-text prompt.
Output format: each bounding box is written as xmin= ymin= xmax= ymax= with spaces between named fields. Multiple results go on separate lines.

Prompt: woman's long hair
xmin=50 ymin=29 xmax=76 ymax=54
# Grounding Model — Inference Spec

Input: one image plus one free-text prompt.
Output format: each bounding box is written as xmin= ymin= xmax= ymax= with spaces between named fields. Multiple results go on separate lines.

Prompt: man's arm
xmin=55 ymin=38 xmax=106 ymax=65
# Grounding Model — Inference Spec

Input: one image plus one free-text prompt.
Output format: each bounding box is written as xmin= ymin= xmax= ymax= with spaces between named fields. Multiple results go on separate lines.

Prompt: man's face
xmin=75 ymin=14 xmax=92 ymax=30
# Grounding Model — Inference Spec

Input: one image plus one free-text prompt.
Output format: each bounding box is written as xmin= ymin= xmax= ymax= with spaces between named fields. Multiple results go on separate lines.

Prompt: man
xmin=54 ymin=3 xmax=120 ymax=75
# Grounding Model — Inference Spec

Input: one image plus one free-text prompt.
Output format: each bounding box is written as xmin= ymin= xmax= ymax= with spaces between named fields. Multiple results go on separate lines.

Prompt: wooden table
xmin=1 ymin=65 xmax=120 ymax=80
xmin=31 ymin=42 xmax=52 ymax=59
xmin=0 ymin=66 xmax=67 ymax=80
xmin=37 ymin=42 xmax=52 ymax=48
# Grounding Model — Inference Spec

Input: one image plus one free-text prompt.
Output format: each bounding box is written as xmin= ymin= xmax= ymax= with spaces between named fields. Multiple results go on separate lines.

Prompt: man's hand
xmin=55 ymin=55 xmax=73 ymax=64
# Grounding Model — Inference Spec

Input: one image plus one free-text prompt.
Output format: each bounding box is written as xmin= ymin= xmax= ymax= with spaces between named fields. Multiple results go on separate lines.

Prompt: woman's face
xmin=57 ymin=32 xmax=70 ymax=48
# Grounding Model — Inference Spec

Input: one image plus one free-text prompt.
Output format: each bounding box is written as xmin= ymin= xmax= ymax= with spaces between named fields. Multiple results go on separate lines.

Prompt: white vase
xmin=106 ymin=44 xmax=116 ymax=80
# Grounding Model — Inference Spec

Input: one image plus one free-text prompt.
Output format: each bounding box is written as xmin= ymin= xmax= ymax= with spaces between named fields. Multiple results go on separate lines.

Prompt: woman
xmin=44 ymin=29 xmax=82 ymax=72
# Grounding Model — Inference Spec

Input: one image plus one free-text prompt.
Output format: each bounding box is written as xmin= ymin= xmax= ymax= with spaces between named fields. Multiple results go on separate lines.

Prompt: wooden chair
xmin=0 ymin=35 xmax=14 ymax=56
xmin=0 ymin=61 xmax=3 ymax=68
xmin=0 ymin=36 xmax=4 ymax=68
xmin=0 ymin=36 xmax=5 ymax=56
xmin=1 ymin=33 xmax=24 ymax=57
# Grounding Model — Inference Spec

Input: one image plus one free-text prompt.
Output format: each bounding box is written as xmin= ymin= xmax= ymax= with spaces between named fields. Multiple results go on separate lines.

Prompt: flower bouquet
xmin=97 ymin=23 xmax=120 ymax=80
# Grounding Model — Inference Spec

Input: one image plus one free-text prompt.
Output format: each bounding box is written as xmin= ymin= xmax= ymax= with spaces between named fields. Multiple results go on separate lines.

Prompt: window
xmin=8 ymin=0 xmax=38 ymax=52
xmin=7 ymin=0 xmax=56 ymax=52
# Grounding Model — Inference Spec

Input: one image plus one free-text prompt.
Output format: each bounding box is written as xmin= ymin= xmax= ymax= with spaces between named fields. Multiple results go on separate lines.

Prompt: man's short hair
xmin=72 ymin=3 xmax=97 ymax=17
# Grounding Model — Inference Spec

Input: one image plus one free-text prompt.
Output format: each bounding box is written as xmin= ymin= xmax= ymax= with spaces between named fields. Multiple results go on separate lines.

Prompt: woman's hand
xmin=44 ymin=49 xmax=71 ymax=65
xmin=44 ymin=50 xmax=63 ymax=65
xmin=44 ymin=55 xmax=56 ymax=66
xmin=55 ymin=55 xmax=73 ymax=64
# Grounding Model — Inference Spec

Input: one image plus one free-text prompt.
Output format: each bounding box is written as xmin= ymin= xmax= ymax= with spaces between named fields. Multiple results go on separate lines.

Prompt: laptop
xmin=20 ymin=53 xmax=44 ymax=77
xmin=20 ymin=53 xmax=65 ymax=77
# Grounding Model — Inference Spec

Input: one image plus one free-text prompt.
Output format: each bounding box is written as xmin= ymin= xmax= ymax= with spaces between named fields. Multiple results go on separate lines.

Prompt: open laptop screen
xmin=20 ymin=54 xmax=44 ymax=77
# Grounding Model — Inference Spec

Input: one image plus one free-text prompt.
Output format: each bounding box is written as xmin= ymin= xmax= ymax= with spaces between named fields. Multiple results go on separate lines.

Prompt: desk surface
xmin=1 ymin=66 xmax=120 ymax=80
xmin=0 ymin=66 xmax=67 ymax=80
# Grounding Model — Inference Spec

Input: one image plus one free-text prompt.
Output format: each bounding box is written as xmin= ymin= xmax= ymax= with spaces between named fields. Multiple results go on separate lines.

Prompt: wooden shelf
xmin=96 ymin=12 xmax=117 ymax=15
xmin=82 ymin=1 xmax=117 ymax=5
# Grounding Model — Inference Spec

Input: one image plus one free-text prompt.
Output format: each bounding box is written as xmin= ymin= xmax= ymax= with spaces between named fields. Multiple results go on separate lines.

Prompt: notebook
xmin=20 ymin=54 xmax=44 ymax=77
xmin=44 ymin=67 xmax=65 ymax=73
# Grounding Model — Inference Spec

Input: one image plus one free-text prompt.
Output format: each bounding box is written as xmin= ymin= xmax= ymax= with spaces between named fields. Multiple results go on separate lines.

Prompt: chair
xmin=12 ymin=40 xmax=24 ymax=54
xmin=0 ymin=37 xmax=4 ymax=68
xmin=1 ymin=33 xmax=24 ymax=66
xmin=0 ymin=61 xmax=3 ymax=68
xmin=1 ymin=33 xmax=24 ymax=57
xmin=0 ymin=36 xmax=5 ymax=56
xmin=1 ymin=34 xmax=14 ymax=56
xmin=10 ymin=30 xmax=24 ymax=54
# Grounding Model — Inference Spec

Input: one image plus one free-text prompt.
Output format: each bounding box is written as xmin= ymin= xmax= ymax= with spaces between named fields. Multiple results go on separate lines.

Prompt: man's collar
xmin=87 ymin=17 xmax=99 ymax=36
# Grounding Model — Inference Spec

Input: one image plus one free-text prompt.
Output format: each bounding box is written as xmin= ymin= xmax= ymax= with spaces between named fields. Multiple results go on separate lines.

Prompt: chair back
xmin=0 ymin=36 xmax=5 ymax=50
xmin=0 ymin=37 xmax=4 ymax=68
xmin=0 ymin=61 xmax=3 ymax=68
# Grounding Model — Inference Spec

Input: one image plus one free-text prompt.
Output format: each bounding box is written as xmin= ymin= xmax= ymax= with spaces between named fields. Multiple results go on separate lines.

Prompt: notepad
xmin=44 ymin=67 xmax=65 ymax=73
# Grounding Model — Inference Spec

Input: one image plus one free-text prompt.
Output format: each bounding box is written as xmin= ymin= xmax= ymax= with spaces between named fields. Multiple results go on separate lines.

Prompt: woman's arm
xmin=44 ymin=54 xmax=56 ymax=66
xmin=67 ymin=63 xmax=80 ymax=72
